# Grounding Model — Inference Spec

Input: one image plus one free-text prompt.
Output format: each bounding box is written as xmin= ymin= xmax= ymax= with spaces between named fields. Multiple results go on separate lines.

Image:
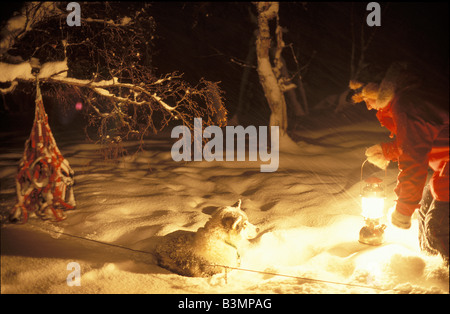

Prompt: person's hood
xmin=349 ymin=62 xmax=420 ymax=110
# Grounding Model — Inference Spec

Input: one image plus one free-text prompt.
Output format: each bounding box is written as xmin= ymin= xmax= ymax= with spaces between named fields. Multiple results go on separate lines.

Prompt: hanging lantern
xmin=359 ymin=176 xmax=387 ymax=246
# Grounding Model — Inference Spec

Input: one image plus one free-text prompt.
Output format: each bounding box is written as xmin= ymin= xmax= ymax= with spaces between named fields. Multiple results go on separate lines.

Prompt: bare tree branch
xmin=0 ymin=2 xmax=227 ymax=152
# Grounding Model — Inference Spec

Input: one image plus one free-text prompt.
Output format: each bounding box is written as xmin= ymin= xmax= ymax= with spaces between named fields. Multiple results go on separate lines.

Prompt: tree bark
xmin=254 ymin=2 xmax=288 ymax=135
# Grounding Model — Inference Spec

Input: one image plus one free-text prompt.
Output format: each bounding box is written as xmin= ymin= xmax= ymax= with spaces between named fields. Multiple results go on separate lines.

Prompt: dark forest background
xmin=1 ymin=2 xmax=448 ymax=132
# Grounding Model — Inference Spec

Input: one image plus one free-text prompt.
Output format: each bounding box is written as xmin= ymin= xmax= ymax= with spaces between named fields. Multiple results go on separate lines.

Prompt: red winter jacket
xmin=377 ymin=87 xmax=449 ymax=217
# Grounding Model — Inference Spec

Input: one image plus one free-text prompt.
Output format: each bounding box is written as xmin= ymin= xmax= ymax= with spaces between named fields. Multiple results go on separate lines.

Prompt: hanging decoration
xmin=10 ymin=79 xmax=76 ymax=223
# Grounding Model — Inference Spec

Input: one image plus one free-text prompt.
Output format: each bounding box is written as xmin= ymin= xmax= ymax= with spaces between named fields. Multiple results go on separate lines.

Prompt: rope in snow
xmin=40 ymin=226 xmax=155 ymax=256
xmin=208 ymin=264 xmax=401 ymax=292
xmin=37 ymin=225 xmax=402 ymax=293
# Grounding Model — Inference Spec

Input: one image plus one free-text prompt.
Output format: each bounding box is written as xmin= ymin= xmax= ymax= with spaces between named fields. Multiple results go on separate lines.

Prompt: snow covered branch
xmin=0 ymin=59 xmax=68 ymax=83
xmin=0 ymin=2 xmax=64 ymax=58
xmin=0 ymin=2 xmax=227 ymax=151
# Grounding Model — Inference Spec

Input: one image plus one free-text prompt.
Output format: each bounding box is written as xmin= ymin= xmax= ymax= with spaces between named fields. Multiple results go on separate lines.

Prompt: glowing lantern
xmin=359 ymin=176 xmax=387 ymax=246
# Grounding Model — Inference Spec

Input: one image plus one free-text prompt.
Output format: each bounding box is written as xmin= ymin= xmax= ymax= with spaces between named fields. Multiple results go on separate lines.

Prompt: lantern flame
xmin=361 ymin=196 xmax=385 ymax=219
xmin=359 ymin=175 xmax=386 ymax=246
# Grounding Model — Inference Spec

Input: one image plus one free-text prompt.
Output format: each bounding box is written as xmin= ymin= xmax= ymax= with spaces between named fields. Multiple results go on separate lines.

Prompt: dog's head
xmin=213 ymin=199 xmax=259 ymax=240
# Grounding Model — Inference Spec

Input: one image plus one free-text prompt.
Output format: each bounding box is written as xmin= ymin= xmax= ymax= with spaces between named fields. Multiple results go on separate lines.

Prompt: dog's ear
xmin=221 ymin=215 xmax=243 ymax=231
xmin=231 ymin=199 xmax=242 ymax=209
xmin=232 ymin=216 xmax=242 ymax=230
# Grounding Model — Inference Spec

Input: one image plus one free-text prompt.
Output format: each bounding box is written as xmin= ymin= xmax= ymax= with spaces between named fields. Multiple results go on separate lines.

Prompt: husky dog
xmin=155 ymin=200 xmax=259 ymax=277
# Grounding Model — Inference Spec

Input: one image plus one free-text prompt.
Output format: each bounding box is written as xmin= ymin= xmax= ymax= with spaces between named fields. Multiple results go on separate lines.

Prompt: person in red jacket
xmin=350 ymin=62 xmax=449 ymax=263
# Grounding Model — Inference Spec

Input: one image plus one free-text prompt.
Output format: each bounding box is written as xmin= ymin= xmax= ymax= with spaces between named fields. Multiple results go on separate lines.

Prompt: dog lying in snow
xmin=155 ymin=200 xmax=259 ymax=277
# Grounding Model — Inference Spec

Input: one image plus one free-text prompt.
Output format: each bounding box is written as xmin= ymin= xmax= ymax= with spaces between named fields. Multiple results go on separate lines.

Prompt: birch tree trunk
xmin=254 ymin=2 xmax=288 ymax=135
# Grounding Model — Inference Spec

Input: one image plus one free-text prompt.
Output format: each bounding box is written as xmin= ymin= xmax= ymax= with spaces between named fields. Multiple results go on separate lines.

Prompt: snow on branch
xmin=0 ymin=2 xmax=227 ymax=152
xmin=83 ymin=16 xmax=133 ymax=27
xmin=0 ymin=58 xmax=68 ymax=94
xmin=0 ymin=61 xmax=33 ymax=82
xmin=42 ymin=73 xmax=179 ymax=113
xmin=0 ymin=2 xmax=64 ymax=57
xmin=0 ymin=56 xmax=226 ymax=145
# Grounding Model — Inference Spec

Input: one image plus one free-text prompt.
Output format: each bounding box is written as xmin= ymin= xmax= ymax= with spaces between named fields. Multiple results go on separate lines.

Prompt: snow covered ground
xmin=1 ymin=110 xmax=449 ymax=294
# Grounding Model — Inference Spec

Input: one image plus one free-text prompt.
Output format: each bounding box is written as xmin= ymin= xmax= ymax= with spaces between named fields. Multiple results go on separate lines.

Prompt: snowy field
xmin=1 ymin=111 xmax=449 ymax=294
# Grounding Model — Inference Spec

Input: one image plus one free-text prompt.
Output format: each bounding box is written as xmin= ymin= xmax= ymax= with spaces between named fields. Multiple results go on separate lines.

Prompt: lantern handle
xmin=360 ymin=159 xmax=369 ymax=182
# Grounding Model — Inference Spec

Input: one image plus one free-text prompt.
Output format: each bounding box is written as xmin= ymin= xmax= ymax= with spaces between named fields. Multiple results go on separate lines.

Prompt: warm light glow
xmin=361 ymin=196 xmax=384 ymax=219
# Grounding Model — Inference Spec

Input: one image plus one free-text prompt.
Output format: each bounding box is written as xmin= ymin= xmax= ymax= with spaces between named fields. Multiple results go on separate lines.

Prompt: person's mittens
xmin=365 ymin=144 xmax=390 ymax=170
xmin=389 ymin=206 xmax=412 ymax=229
